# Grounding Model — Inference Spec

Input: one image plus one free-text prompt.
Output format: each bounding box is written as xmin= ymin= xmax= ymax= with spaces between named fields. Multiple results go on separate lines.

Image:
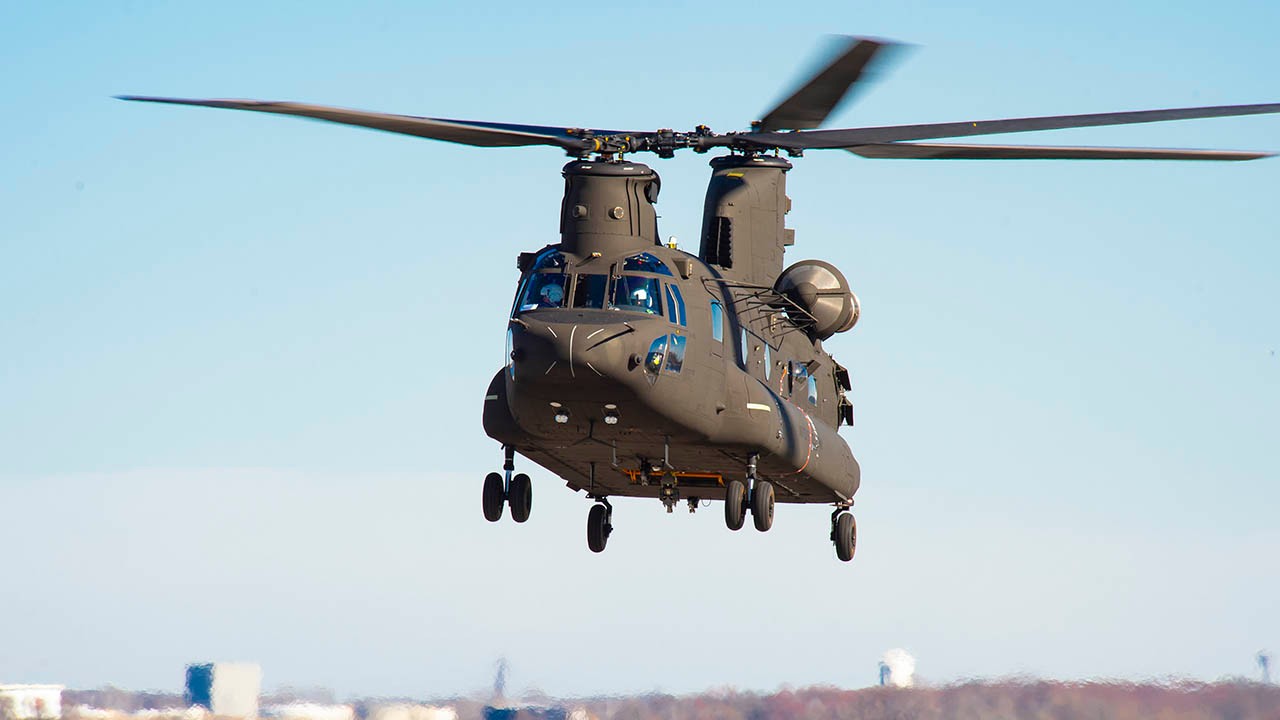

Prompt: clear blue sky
xmin=2 ymin=0 xmax=1278 ymax=701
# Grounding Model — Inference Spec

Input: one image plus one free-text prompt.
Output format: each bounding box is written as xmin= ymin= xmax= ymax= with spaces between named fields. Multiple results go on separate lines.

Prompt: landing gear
xmin=482 ymin=472 xmax=505 ymax=522
xmin=751 ymin=480 xmax=775 ymax=532
xmin=508 ymin=473 xmax=532 ymax=523
xmin=483 ymin=446 xmax=531 ymax=524
xmin=587 ymin=499 xmax=613 ymax=553
xmin=724 ymin=479 xmax=747 ymax=531
xmin=832 ymin=509 xmax=856 ymax=562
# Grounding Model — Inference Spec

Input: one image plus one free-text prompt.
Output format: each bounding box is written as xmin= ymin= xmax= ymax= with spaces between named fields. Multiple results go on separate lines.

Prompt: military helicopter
xmin=121 ymin=36 xmax=1280 ymax=562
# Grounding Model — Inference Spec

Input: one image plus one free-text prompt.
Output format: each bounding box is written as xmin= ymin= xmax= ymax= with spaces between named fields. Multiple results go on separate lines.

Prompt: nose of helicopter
xmin=509 ymin=311 xmax=654 ymax=385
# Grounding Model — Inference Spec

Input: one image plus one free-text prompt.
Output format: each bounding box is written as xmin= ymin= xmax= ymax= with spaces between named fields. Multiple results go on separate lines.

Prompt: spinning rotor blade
xmin=742 ymin=102 xmax=1280 ymax=150
xmin=756 ymin=37 xmax=896 ymax=132
xmin=115 ymin=96 xmax=634 ymax=151
xmin=847 ymin=143 xmax=1273 ymax=160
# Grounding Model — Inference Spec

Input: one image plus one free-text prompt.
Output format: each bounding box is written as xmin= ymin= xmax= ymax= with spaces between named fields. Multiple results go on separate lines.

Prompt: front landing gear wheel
xmin=508 ymin=473 xmax=532 ymax=523
xmin=587 ymin=503 xmax=612 ymax=553
xmin=751 ymin=480 xmax=775 ymax=532
xmin=724 ymin=480 xmax=747 ymax=531
xmin=482 ymin=472 xmax=505 ymax=522
xmin=834 ymin=512 xmax=856 ymax=562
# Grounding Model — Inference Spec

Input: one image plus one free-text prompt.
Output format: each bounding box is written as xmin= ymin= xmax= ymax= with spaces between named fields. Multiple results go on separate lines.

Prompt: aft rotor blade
xmin=116 ymin=96 xmax=604 ymax=151
xmin=846 ymin=143 xmax=1274 ymax=160
xmin=756 ymin=37 xmax=895 ymax=132
xmin=742 ymin=102 xmax=1280 ymax=149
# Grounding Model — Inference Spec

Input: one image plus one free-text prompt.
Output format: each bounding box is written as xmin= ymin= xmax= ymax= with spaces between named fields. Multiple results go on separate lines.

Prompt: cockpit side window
xmin=665 ymin=284 xmax=687 ymax=326
xmin=573 ymin=274 xmax=608 ymax=309
xmin=611 ymin=275 xmax=664 ymax=316
xmin=622 ymin=253 xmax=673 ymax=276
xmin=519 ymin=272 xmax=568 ymax=311
xmin=710 ymin=301 xmax=723 ymax=342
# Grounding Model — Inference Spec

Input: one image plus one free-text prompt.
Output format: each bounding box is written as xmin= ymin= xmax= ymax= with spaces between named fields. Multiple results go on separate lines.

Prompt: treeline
xmin=577 ymin=681 xmax=1280 ymax=720
xmin=63 ymin=690 xmax=184 ymax=713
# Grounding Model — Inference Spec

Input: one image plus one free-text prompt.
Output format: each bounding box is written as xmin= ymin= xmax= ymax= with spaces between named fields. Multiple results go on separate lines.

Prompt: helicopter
xmin=120 ymin=36 xmax=1280 ymax=562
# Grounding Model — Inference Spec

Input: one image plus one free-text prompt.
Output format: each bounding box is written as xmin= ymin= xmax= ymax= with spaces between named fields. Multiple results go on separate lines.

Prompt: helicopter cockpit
xmin=513 ymin=250 xmax=678 ymax=319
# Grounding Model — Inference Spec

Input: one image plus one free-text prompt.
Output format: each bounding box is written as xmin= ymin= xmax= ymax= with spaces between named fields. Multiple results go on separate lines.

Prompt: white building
xmin=878 ymin=649 xmax=916 ymax=688
xmin=184 ymin=663 xmax=261 ymax=719
xmin=0 ymin=685 xmax=64 ymax=720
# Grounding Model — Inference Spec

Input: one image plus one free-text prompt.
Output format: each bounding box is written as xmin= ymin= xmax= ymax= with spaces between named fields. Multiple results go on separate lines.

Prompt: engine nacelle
xmin=773 ymin=259 xmax=860 ymax=340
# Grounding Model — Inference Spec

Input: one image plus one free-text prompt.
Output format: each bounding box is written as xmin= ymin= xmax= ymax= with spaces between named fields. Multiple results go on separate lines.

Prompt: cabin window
xmin=573 ymin=274 xmax=608 ymax=309
xmin=665 ymin=284 xmax=687 ymax=326
xmin=710 ymin=301 xmax=724 ymax=342
xmin=740 ymin=328 xmax=749 ymax=368
xmin=519 ymin=273 xmax=568 ymax=311
xmin=622 ymin=252 xmax=673 ymax=276
xmin=611 ymin=275 xmax=664 ymax=316
xmin=792 ymin=363 xmax=817 ymax=405
xmin=764 ymin=344 xmax=771 ymax=380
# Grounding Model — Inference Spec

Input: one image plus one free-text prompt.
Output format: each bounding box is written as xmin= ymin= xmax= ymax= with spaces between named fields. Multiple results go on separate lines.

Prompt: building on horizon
xmin=184 ymin=664 xmax=260 ymax=719
xmin=0 ymin=684 xmax=64 ymax=720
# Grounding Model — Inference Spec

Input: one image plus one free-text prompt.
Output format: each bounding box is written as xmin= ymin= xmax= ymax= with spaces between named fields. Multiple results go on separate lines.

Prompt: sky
xmin=2 ymin=0 xmax=1279 ymax=702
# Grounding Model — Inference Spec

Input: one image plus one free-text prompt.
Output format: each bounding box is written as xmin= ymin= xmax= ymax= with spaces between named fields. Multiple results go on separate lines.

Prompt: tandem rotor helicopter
xmin=122 ymin=36 xmax=1280 ymax=562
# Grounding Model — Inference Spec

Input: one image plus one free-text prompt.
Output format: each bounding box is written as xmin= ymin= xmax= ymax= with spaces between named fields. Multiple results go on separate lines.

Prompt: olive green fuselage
xmin=482 ymin=157 xmax=860 ymax=506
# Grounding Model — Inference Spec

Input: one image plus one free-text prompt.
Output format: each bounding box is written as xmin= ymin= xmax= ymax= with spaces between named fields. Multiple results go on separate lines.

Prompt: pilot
xmin=630 ymin=286 xmax=656 ymax=313
xmin=538 ymin=282 xmax=565 ymax=308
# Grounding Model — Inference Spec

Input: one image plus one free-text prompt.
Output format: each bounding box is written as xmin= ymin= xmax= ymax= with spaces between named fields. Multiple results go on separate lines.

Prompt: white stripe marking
xmin=569 ymin=325 xmax=577 ymax=378
xmin=746 ymin=402 xmax=772 ymax=412
xmin=485 ymin=394 xmax=499 ymax=401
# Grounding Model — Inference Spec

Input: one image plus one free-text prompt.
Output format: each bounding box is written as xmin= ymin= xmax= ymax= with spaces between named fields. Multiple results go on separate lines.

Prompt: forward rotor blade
xmin=846 ymin=143 xmax=1274 ymax=160
xmin=742 ymin=102 xmax=1280 ymax=149
xmin=116 ymin=96 xmax=608 ymax=151
xmin=756 ymin=37 xmax=895 ymax=132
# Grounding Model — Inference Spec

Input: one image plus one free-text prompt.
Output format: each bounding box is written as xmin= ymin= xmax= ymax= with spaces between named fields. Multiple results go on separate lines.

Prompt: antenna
xmin=1259 ymin=651 xmax=1272 ymax=684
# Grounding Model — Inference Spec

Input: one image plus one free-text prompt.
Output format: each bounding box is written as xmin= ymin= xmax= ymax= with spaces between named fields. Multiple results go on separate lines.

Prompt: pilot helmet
xmin=541 ymin=283 xmax=564 ymax=304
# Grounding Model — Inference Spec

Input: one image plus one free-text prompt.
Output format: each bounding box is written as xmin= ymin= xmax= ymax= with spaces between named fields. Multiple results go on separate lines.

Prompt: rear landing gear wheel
xmin=482 ymin=472 xmax=505 ymax=522
xmin=587 ymin=503 xmax=612 ymax=553
xmin=508 ymin=473 xmax=532 ymax=523
xmin=834 ymin=511 xmax=856 ymax=562
xmin=724 ymin=479 xmax=747 ymax=531
xmin=751 ymin=480 xmax=775 ymax=532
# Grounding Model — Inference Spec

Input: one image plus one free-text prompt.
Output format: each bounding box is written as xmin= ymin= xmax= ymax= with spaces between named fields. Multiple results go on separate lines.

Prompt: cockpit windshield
xmin=519 ymin=273 xmax=568 ymax=311
xmin=573 ymin=274 xmax=608 ymax=309
xmin=611 ymin=275 xmax=664 ymax=316
xmin=513 ymin=267 xmax=670 ymax=317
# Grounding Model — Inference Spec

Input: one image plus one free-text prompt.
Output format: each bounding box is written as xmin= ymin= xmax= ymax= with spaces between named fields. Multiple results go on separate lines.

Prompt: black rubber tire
xmin=835 ymin=512 xmax=856 ymax=562
xmin=724 ymin=479 xmax=747 ymax=531
xmin=751 ymin=480 xmax=775 ymax=532
xmin=587 ymin=504 xmax=610 ymax=553
xmin=508 ymin=473 xmax=532 ymax=523
xmin=482 ymin=472 xmax=505 ymax=522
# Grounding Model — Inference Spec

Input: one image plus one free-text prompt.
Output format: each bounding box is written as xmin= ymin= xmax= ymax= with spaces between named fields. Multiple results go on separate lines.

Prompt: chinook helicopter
xmin=121 ymin=36 xmax=1280 ymax=561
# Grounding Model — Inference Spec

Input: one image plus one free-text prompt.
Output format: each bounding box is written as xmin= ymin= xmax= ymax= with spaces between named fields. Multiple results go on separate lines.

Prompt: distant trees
xmin=573 ymin=681 xmax=1280 ymax=720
